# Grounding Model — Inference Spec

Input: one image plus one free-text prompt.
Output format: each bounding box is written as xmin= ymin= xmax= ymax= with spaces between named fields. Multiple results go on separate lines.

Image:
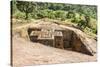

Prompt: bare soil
xmin=12 ymin=35 xmax=97 ymax=67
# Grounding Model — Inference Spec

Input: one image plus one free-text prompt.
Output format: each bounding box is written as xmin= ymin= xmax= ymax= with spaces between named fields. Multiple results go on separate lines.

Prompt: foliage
xmin=12 ymin=1 xmax=97 ymax=20
xmin=11 ymin=0 xmax=17 ymax=14
xmin=13 ymin=11 xmax=25 ymax=19
xmin=54 ymin=10 xmax=66 ymax=20
xmin=16 ymin=1 xmax=35 ymax=19
xmin=67 ymin=11 xmax=75 ymax=19
xmin=11 ymin=0 xmax=97 ymax=36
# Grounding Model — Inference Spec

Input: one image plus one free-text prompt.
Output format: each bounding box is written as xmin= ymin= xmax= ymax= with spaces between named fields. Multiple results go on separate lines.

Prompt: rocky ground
xmin=12 ymin=35 xmax=97 ymax=67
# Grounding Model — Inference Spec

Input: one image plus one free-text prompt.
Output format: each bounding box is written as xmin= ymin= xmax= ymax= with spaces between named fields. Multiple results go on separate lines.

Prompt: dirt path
xmin=12 ymin=35 xmax=97 ymax=67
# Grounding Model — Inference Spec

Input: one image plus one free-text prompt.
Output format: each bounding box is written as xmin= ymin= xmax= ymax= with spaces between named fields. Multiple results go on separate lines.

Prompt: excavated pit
xmin=12 ymin=21 xmax=97 ymax=66
xmin=26 ymin=22 xmax=96 ymax=56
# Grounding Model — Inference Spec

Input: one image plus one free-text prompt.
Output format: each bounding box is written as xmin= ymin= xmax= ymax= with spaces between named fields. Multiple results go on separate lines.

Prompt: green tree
xmin=11 ymin=0 xmax=17 ymax=14
xmin=48 ymin=3 xmax=63 ymax=10
xmin=77 ymin=15 xmax=91 ymax=29
xmin=16 ymin=1 xmax=35 ymax=19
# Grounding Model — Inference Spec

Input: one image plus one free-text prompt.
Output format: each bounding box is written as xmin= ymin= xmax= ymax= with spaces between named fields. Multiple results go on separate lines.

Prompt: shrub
xmin=13 ymin=11 xmax=25 ymax=19
xmin=54 ymin=10 xmax=66 ymax=21
xmin=66 ymin=11 xmax=75 ymax=19
xmin=48 ymin=11 xmax=56 ymax=19
xmin=36 ymin=10 xmax=49 ymax=19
